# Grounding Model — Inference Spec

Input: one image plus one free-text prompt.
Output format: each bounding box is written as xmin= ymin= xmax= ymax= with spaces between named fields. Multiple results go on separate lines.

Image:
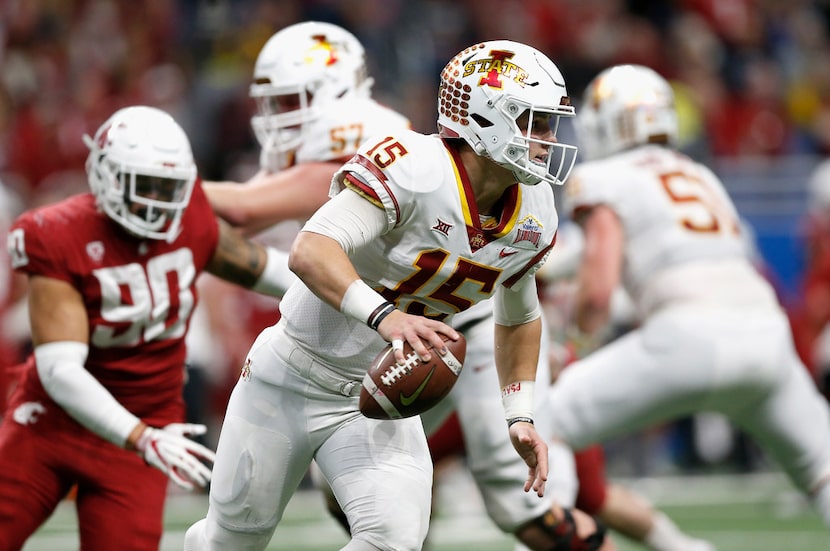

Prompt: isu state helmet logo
xmin=306 ymin=35 xmax=339 ymax=66
xmin=463 ymin=49 xmax=529 ymax=89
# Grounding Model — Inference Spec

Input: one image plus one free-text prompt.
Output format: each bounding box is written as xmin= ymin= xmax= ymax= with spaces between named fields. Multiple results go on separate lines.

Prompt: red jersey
xmin=7 ymin=183 xmax=219 ymax=426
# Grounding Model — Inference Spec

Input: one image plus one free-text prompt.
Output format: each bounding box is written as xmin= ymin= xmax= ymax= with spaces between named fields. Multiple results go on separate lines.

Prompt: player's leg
xmin=547 ymin=310 xmax=720 ymax=450
xmin=185 ymin=328 xmax=318 ymax=550
xmin=308 ymin=411 xmax=460 ymax=545
xmin=729 ymin=323 xmax=830 ymax=526
xmin=448 ymin=318 xmax=609 ymax=550
xmin=0 ymin=416 xmax=74 ymax=550
xmin=315 ymin=412 xmax=433 ymax=551
xmin=599 ymin=484 xmax=715 ymax=551
xmin=574 ymin=446 xmax=714 ymax=551
xmin=75 ymin=447 xmax=168 ymax=551
xmin=573 ymin=446 xmax=607 ymax=515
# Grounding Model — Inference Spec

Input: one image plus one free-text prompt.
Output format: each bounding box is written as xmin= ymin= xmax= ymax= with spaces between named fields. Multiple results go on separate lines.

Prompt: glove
xmin=135 ymin=423 xmax=216 ymax=490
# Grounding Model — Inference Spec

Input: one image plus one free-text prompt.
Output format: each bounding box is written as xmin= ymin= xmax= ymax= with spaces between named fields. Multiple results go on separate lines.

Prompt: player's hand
xmin=377 ymin=310 xmax=460 ymax=364
xmin=509 ymin=421 xmax=549 ymax=497
xmin=135 ymin=423 xmax=216 ymax=490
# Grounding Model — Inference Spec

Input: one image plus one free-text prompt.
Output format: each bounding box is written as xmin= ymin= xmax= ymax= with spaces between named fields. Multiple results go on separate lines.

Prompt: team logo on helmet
xmin=306 ymin=35 xmax=339 ymax=67
xmin=464 ymin=49 xmax=529 ymax=89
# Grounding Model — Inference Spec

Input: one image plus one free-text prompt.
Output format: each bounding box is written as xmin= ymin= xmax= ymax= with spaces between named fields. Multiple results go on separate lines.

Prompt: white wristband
xmin=501 ymin=380 xmax=535 ymax=421
xmin=340 ymin=279 xmax=394 ymax=329
xmin=251 ymin=247 xmax=297 ymax=298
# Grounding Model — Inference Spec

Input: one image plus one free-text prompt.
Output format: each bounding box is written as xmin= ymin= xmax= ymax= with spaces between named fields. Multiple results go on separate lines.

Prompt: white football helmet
xmin=576 ymin=64 xmax=678 ymax=161
xmin=250 ymin=21 xmax=371 ymax=167
xmin=83 ymin=106 xmax=197 ymax=242
xmin=437 ymin=40 xmax=578 ymax=186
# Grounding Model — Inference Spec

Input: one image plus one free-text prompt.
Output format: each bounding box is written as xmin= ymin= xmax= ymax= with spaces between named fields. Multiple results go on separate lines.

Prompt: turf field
xmin=23 ymin=466 xmax=828 ymax=550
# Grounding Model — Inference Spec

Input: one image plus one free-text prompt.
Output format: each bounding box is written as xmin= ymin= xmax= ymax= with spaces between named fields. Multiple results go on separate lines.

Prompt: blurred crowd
xmin=4 ymin=0 xmax=830 ymax=476
xmin=3 ymin=0 xmax=830 ymax=199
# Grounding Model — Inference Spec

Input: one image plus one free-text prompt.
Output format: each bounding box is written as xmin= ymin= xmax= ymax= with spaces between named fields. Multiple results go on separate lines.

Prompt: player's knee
xmin=355 ymin=514 xmax=427 ymax=551
xmin=518 ymin=508 xmax=607 ymax=551
xmin=210 ymin=414 xmax=291 ymax=531
xmin=185 ymin=516 xmax=274 ymax=550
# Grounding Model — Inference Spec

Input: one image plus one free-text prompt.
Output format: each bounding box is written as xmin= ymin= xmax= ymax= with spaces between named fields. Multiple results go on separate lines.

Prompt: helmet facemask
xmin=481 ymin=93 xmax=578 ymax=186
xmin=251 ymin=85 xmax=317 ymax=162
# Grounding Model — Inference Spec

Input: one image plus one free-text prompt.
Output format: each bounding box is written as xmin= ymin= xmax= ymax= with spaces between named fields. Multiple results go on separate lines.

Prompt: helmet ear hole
xmin=471 ymin=114 xmax=494 ymax=128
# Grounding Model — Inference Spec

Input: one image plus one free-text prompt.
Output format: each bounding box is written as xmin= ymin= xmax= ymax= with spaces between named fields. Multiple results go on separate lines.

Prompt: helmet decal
xmin=307 ymin=34 xmax=339 ymax=67
xmin=470 ymin=49 xmax=529 ymax=89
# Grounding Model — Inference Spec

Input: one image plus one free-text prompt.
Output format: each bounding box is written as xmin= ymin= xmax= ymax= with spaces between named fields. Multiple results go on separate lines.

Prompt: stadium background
xmin=3 ymin=0 xmax=830 ymax=548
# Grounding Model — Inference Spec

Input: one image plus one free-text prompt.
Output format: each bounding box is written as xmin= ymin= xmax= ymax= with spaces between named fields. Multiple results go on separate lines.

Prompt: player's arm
xmin=493 ymin=279 xmax=549 ymax=496
xmin=289 ymin=187 xmax=458 ymax=362
xmin=28 ymin=275 xmax=214 ymax=490
xmin=572 ymin=204 xmax=624 ymax=335
xmin=205 ymin=217 xmax=297 ymax=297
xmin=204 ymin=162 xmax=340 ymax=236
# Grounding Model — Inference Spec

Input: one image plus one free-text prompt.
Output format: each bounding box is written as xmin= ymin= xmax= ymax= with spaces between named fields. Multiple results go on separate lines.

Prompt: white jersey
xmin=564 ymin=145 xmax=777 ymax=317
xmin=258 ymin=96 xmax=411 ymax=172
xmin=280 ymin=130 xmax=559 ymax=379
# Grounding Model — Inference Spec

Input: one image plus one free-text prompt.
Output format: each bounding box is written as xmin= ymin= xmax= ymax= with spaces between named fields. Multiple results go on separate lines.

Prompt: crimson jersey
xmin=7 ymin=183 xmax=219 ymax=426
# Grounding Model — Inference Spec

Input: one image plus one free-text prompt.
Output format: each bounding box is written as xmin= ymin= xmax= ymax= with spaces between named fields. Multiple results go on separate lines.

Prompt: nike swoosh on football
xmin=399 ymin=366 xmax=436 ymax=406
xmin=499 ymin=249 xmax=519 ymax=257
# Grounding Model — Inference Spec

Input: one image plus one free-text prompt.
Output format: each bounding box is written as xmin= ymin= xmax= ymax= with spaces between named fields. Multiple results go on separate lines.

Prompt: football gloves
xmin=135 ymin=423 xmax=216 ymax=490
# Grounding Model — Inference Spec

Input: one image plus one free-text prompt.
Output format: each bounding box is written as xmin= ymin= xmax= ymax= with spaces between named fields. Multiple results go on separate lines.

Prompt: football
xmin=359 ymin=334 xmax=467 ymax=420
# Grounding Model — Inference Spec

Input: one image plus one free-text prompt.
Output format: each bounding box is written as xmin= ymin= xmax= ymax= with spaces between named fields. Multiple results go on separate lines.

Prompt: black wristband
xmin=368 ymin=301 xmax=396 ymax=330
xmin=507 ymin=416 xmax=535 ymax=428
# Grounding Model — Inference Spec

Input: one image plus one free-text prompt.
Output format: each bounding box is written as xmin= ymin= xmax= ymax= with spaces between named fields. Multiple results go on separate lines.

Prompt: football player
xmin=0 ymin=105 xmax=297 ymax=551
xmin=191 ymin=23 xmax=609 ymax=551
xmin=184 ymin=39 xmax=617 ymax=551
xmin=548 ymin=64 xmax=830 ymax=529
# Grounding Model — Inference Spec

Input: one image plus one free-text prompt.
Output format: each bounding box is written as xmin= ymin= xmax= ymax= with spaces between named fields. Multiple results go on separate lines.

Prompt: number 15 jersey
xmin=279 ymin=130 xmax=560 ymax=379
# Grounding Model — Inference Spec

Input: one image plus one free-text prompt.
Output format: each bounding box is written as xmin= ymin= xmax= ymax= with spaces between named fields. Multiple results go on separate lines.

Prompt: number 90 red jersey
xmin=7 ymin=183 xmax=219 ymax=427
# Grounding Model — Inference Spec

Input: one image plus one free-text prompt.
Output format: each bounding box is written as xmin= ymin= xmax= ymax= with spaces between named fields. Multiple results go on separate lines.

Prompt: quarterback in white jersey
xmin=184 ymin=40 xmax=616 ymax=551
xmin=201 ymin=23 xmax=610 ymax=551
xmin=547 ymin=64 xmax=830 ymax=528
